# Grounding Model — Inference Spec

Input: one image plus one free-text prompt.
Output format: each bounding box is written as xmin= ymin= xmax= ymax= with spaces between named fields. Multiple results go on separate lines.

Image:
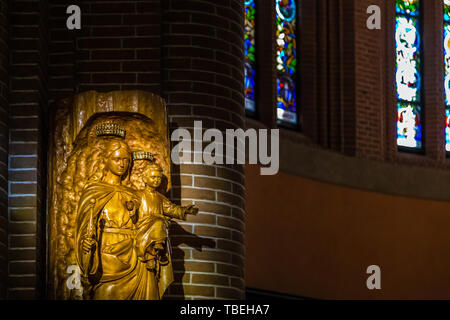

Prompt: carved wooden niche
xmin=47 ymin=91 xmax=171 ymax=299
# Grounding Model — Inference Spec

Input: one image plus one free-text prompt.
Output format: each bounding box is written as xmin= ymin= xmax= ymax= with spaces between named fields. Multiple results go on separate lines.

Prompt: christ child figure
xmin=133 ymin=156 xmax=198 ymax=272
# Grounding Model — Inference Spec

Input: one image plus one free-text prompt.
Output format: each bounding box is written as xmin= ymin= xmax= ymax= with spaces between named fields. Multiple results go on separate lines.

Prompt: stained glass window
xmin=245 ymin=0 xmax=256 ymax=114
xmin=276 ymin=0 xmax=298 ymax=126
xmin=444 ymin=0 xmax=450 ymax=151
xmin=395 ymin=0 xmax=422 ymax=150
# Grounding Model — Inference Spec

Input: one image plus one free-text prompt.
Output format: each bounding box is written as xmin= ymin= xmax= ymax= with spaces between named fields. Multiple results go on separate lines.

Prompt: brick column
xmin=46 ymin=0 xmax=245 ymax=300
xmin=162 ymin=0 xmax=245 ymax=299
xmin=73 ymin=0 xmax=162 ymax=94
xmin=8 ymin=0 xmax=48 ymax=299
xmin=0 ymin=0 xmax=8 ymax=300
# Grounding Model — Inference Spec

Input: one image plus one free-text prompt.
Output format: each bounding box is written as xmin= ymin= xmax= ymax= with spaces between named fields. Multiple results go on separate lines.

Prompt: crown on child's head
xmin=132 ymin=151 xmax=155 ymax=161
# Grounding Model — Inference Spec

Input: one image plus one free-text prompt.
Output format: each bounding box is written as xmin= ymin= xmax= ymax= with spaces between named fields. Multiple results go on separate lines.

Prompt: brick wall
xmin=354 ymin=0 xmax=385 ymax=160
xmin=351 ymin=0 xmax=448 ymax=164
xmin=49 ymin=0 xmax=162 ymax=102
xmin=8 ymin=0 xmax=48 ymax=299
xmin=0 ymin=0 xmax=8 ymax=300
xmin=162 ymin=0 xmax=245 ymax=299
xmin=274 ymin=0 xmax=450 ymax=165
xmin=298 ymin=0 xmax=357 ymax=155
xmin=6 ymin=0 xmax=449 ymax=300
xmin=422 ymin=0 xmax=445 ymax=163
xmin=46 ymin=0 xmax=245 ymax=299
xmin=75 ymin=0 xmax=162 ymax=94
xmin=48 ymin=0 xmax=75 ymax=103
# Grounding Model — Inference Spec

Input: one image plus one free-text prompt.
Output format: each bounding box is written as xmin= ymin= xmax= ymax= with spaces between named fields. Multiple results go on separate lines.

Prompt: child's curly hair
xmin=130 ymin=160 xmax=163 ymax=190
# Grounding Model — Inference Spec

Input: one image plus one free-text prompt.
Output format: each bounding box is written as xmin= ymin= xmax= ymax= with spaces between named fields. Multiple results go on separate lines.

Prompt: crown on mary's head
xmin=95 ymin=123 xmax=126 ymax=138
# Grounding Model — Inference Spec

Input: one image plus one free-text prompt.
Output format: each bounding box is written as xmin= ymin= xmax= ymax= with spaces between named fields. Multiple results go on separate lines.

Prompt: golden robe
xmin=134 ymin=188 xmax=187 ymax=299
xmin=75 ymin=182 xmax=160 ymax=300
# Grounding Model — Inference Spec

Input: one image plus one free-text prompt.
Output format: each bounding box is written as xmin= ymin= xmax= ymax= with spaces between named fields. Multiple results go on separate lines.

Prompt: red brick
xmin=194 ymin=225 xmax=231 ymax=239
xmin=9 ymin=208 xmax=36 ymax=222
xmin=91 ymin=2 xmax=136 ymax=14
xmin=191 ymin=274 xmax=229 ymax=286
xmin=9 ymin=235 xmax=36 ymax=248
xmin=7 ymin=289 xmax=36 ymax=300
xmin=192 ymin=250 xmax=231 ymax=263
xmin=194 ymin=176 xmax=232 ymax=191
xmin=122 ymin=61 xmax=160 ymax=72
xmin=216 ymin=287 xmax=243 ymax=299
xmin=92 ymin=73 xmax=136 ymax=84
xmin=194 ymin=201 xmax=231 ymax=216
xmin=91 ymin=50 xmax=135 ymax=60
xmin=9 ymin=261 xmax=36 ymax=275
xmin=10 ymin=183 xmax=37 ymax=195
xmin=122 ymin=37 xmax=160 ymax=48
xmin=170 ymin=284 xmax=214 ymax=297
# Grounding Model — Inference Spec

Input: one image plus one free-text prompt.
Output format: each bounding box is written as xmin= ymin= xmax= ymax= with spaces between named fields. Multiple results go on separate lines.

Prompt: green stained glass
xmin=445 ymin=1 xmax=450 ymax=22
xmin=276 ymin=0 xmax=298 ymax=126
xmin=396 ymin=0 xmax=420 ymax=16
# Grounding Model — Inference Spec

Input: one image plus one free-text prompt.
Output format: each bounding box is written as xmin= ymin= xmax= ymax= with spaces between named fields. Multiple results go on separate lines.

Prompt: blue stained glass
xmin=245 ymin=62 xmax=256 ymax=113
xmin=446 ymin=8 xmax=450 ymax=23
xmin=446 ymin=109 xmax=450 ymax=151
xmin=444 ymin=2 xmax=450 ymax=151
xmin=277 ymin=76 xmax=297 ymax=124
xmin=395 ymin=16 xmax=421 ymax=103
xmin=276 ymin=0 xmax=298 ymax=126
xmin=396 ymin=0 xmax=422 ymax=150
xmin=397 ymin=102 xmax=422 ymax=149
xmin=245 ymin=0 xmax=256 ymax=113
xmin=444 ymin=24 xmax=450 ymax=106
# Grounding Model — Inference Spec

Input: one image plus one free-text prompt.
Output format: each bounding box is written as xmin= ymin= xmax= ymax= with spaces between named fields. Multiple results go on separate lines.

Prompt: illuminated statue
xmin=132 ymin=151 xmax=198 ymax=299
xmin=74 ymin=125 xmax=153 ymax=299
xmin=48 ymin=91 xmax=175 ymax=299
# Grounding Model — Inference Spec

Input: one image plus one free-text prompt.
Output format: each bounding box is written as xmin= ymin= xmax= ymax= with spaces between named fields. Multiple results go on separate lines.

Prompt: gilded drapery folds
xmin=48 ymin=91 xmax=174 ymax=299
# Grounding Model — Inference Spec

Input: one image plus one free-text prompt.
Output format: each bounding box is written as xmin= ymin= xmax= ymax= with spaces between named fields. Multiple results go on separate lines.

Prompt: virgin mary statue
xmin=75 ymin=123 xmax=166 ymax=299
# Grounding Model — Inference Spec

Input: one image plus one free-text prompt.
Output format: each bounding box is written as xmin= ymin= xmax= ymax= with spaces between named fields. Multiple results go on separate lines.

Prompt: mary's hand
xmin=82 ymin=237 xmax=96 ymax=253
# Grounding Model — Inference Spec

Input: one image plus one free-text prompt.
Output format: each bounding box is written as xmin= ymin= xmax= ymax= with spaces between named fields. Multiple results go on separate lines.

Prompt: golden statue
xmin=132 ymin=152 xmax=198 ymax=299
xmin=47 ymin=91 xmax=194 ymax=300
xmin=75 ymin=132 xmax=146 ymax=299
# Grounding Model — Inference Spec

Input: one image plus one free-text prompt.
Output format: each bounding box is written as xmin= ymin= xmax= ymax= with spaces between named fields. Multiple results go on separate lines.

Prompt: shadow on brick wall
xmin=164 ymin=163 xmax=215 ymax=299
xmin=167 ymin=223 xmax=215 ymax=299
